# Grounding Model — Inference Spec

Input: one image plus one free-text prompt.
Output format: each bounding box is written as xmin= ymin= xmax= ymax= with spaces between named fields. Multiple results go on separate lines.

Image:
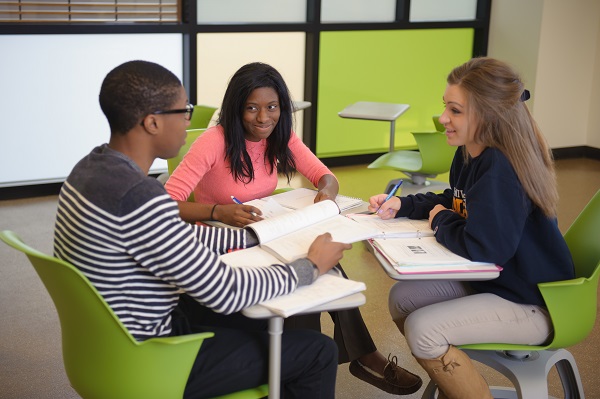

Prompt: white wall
xmin=488 ymin=0 xmax=600 ymax=150
xmin=0 ymin=34 xmax=182 ymax=187
xmin=196 ymin=32 xmax=307 ymax=138
xmin=487 ymin=0 xmax=543 ymax=110
xmin=588 ymin=14 xmax=600 ymax=149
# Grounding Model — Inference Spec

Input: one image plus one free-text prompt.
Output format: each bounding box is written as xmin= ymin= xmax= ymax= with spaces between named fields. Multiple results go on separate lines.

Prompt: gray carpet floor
xmin=1 ymin=158 xmax=599 ymax=398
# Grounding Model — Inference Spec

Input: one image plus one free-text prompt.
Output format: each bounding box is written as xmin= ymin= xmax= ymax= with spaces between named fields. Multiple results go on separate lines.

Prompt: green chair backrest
xmin=410 ymin=130 xmax=455 ymax=176
xmin=432 ymin=114 xmax=444 ymax=133
xmin=189 ymin=105 xmax=217 ymax=130
xmin=0 ymin=230 xmax=213 ymax=399
xmin=543 ymin=189 xmax=600 ymax=347
xmin=168 ymin=128 xmax=207 ymax=176
xmin=167 ymin=128 xmax=207 ymax=203
xmin=460 ymin=190 xmax=600 ymax=351
xmin=563 ymin=189 xmax=600 ymax=279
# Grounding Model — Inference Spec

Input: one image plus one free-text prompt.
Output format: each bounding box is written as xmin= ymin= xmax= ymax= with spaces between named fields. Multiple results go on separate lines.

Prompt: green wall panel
xmin=317 ymin=29 xmax=474 ymax=158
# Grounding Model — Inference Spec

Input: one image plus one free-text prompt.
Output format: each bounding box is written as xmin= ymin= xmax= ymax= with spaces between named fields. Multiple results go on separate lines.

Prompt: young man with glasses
xmin=53 ymin=60 xmax=349 ymax=398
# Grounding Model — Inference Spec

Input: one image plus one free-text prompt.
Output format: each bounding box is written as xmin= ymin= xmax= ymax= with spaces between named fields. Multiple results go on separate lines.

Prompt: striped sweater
xmin=53 ymin=145 xmax=308 ymax=340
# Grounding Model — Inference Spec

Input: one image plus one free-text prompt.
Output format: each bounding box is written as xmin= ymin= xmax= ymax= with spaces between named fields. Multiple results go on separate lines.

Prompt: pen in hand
xmin=230 ymin=195 xmax=243 ymax=205
xmin=375 ymin=180 xmax=403 ymax=214
xmin=231 ymin=195 xmax=258 ymax=217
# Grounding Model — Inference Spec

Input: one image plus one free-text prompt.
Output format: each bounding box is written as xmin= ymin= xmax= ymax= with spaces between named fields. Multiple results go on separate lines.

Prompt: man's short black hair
xmin=99 ymin=60 xmax=182 ymax=135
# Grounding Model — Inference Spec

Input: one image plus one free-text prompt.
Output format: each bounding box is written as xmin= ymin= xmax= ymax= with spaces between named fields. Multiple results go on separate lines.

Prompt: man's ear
xmin=140 ymin=114 xmax=161 ymax=135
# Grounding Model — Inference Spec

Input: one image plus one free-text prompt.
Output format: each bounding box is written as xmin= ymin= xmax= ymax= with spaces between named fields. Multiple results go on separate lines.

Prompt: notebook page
xmin=347 ymin=214 xmax=433 ymax=238
xmin=269 ymin=188 xmax=363 ymax=211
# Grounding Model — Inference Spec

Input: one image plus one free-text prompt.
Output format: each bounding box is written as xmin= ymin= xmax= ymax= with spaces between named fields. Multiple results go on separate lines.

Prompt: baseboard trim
xmin=552 ymin=146 xmax=600 ymax=160
xmin=320 ymin=153 xmax=388 ymax=168
xmin=0 ymin=182 xmax=63 ymax=201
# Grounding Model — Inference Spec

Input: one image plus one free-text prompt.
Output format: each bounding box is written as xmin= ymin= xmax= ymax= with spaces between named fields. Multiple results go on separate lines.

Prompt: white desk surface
xmin=338 ymin=101 xmax=410 ymax=122
xmin=241 ymin=292 xmax=366 ymax=319
xmin=292 ymin=100 xmax=312 ymax=112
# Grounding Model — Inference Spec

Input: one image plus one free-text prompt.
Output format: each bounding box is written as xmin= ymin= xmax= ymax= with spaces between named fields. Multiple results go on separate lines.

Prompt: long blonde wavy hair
xmin=448 ymin=57 xmax=559 ymax=218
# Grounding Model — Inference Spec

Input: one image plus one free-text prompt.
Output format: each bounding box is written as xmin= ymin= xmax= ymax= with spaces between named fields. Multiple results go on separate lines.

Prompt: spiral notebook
xmin=268 ymin=188 xmax=363 ymax=211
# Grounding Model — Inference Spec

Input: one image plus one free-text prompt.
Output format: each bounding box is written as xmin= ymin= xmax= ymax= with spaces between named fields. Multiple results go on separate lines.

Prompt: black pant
xmin=284 ymin=264 xmax=377 ymax=364
xmin=172 ymin=294 xmax=338 ymax=399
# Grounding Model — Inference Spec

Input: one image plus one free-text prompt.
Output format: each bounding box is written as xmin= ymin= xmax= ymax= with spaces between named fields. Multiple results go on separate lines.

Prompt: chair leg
xmin=462 ymin=349 xmax=585 ymax=399
xmin=554 ymin=356 xmax=585 ymax=399
xmin=420 ymin=380 xmax=438 ymax=399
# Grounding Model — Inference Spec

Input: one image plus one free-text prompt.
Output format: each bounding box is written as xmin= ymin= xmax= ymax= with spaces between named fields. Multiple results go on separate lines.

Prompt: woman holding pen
xmin=369 ymin=57 xmax=574 ymax=398
xmin=166 ymin=62 xmax=422 ymax=396
xmin=165 ymin=62 xmax=337 ymax=228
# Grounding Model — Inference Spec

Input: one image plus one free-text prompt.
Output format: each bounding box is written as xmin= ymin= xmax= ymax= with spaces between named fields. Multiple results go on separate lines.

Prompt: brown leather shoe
xmin=349 ymin=354 xmax=423 ymax=395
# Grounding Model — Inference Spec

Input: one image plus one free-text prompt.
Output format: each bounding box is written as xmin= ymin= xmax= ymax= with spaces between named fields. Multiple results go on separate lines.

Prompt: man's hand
xmin=307 ymin=233 xmax=352 ymax=275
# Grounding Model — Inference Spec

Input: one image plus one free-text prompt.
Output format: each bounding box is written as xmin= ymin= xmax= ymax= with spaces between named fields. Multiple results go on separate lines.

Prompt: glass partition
xmin=410 ymin=0 xmax=477 ymax=22
xmin=197 ymin=0 xmax=307 ymax=24
xmin=0 ymin=34 xmax=182 ymax=186
xmin=196 ymin=32 xmax=307 ymax=138
xmin=321 ymin=0 xmax=396 ymax=23
xmin=316 ymin=28 xmax=474 ymax=158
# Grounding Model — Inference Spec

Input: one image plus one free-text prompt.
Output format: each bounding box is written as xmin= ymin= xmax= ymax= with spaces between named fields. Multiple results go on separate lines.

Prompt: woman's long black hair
xmin=218 ymin=62 xmax=297 ymax=184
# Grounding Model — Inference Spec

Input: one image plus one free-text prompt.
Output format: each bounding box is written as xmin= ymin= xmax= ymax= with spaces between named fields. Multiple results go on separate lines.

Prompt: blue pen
xmin=231 ymin=195 xmax=243 ymax=205
xmin=375 ymin=180 xmax=403 ymax=214
xmin=231 ymin=196 xmax=258 ymax=217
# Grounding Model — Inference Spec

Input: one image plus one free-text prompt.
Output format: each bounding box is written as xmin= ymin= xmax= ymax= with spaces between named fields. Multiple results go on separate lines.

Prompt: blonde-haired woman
xmin=368 ymin=57 xmax=574 ymax=398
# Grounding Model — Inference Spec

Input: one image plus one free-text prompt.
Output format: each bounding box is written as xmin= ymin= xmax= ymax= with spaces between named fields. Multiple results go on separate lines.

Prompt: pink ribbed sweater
xmin=165 ymin=125 xmax=334 ymax=205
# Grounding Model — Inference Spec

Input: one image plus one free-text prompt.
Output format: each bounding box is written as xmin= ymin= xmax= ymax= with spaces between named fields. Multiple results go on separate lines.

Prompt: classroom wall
xmin=2 ymin=1 xmax=598 ymax=188
xmin=488 ymin=0 xmax=600 ymax=150
xmin=588 ymin=9 xmax=600 ymax=149
xmin=0 ymin=34 xmax=182 ymax=187
xmin=487 ymin=0 xmax=543 ymax=110
xmin=195 ymin=32 xmax=307 ymax=139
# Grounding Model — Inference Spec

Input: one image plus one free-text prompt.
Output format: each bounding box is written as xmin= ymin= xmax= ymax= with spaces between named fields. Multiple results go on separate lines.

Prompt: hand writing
xmin=368 ymin=194 xmax=400 ymax=220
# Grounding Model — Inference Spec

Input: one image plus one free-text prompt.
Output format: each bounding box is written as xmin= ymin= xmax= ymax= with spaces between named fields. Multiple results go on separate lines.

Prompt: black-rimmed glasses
xmin=152 ymin=103 xmax=195 ymax=121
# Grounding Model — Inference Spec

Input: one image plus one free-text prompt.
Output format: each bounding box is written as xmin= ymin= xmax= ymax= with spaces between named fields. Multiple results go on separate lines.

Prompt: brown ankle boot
xmin=415 ymin=346 xmax=492 ymax=399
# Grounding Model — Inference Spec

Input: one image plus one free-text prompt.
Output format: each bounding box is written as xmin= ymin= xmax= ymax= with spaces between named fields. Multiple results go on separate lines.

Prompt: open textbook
xmin=245 ymin=200 xmax=379 ymax=263
xmin=268 ymin=188 xmax=363 ymax=211
xmin=369 ymin=236 xmax=502 ymax=274
xmin=219 ymin=247 xmax=366 ymax=317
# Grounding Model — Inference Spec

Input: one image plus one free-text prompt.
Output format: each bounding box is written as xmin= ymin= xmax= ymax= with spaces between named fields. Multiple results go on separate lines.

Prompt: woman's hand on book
xmin=315 ymin=174 xmax=339 ymax=204
xmin=314 ymin=189 xmax=336 ymax=203
xmin=307 ymin=233 xmax=352 ymax=275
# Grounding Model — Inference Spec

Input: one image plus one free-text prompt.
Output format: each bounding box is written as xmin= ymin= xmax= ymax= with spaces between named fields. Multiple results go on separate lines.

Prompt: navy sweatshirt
xmin=396 ymin=147 xmax=574 ymax=307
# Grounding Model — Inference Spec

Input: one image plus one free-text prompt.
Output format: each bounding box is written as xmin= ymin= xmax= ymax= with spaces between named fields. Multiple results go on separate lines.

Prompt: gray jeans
xmin=388 ymin=280 xmax=553 ymax=359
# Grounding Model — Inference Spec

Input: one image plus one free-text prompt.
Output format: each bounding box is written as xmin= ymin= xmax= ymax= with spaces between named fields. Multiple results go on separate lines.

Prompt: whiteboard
xmin=0 ymin=34 xmax=182 ymax=187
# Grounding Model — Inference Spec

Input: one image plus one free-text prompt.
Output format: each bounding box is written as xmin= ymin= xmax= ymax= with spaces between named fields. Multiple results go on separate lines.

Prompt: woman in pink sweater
xmin=165 ymin=65 xmax=337 ymax=227
xmin=165 ymin=62 xmax=422 ymax=395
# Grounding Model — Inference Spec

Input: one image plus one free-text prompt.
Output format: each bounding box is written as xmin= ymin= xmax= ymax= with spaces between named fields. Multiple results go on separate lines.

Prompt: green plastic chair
xmin=168 ymin=128 xmax=207 ymax=176
xmin=0 ymin=230 xmax=268 ymax=399
xmin=189 ymin=105 xmax=217 ymax=130
xmin=421 ymin=189 xmax=600 ymax=399
xmin=368 ymin=116 xmax=455 ymax=193
xmin=166 ymin=128 xmax=207 ymax=202
xmin=272 ymin=187 xmax=295 ymax=195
